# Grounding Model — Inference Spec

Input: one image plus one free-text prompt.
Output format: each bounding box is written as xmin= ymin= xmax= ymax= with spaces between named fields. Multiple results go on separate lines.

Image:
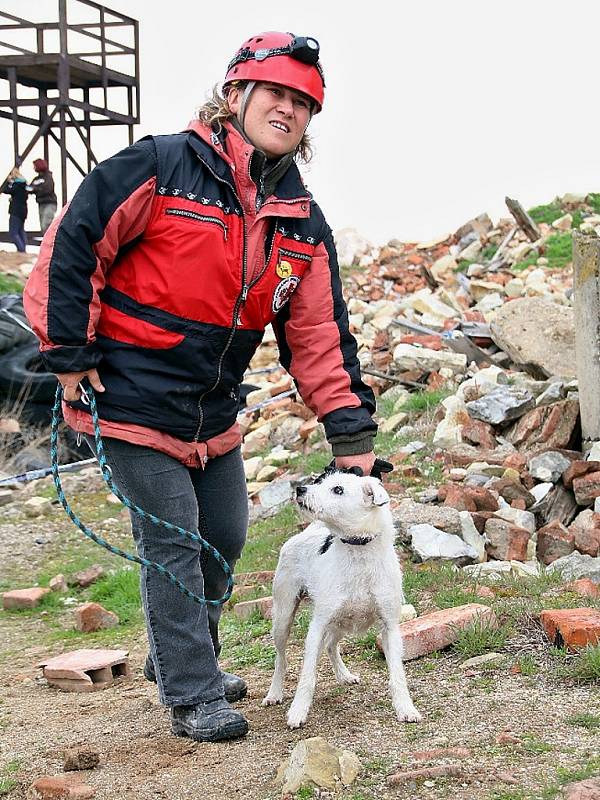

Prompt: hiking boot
xmin=170 ymin=698 xmax=249 ymax=742
xmin=143 ymin=655 xmax=248 ymax=703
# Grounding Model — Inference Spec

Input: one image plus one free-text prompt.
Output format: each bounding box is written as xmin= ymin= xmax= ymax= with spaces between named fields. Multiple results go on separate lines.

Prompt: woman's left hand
xmin=334 ymin=451 xmax=376 ymax=476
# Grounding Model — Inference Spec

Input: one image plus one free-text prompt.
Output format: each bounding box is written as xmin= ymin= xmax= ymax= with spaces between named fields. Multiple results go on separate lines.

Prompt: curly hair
xmin=196 ymin=83 xmax=314 ymax=163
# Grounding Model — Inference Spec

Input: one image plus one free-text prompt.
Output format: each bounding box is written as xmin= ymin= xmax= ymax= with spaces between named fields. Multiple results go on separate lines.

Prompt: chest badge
xmin=276 ymin=260 xmax=293 ymax=279
xmin=272 ymin=276 xmax=300 ymax=313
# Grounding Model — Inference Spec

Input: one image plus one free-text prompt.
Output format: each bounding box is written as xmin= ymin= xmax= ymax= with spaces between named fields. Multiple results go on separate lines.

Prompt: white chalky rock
xmin=393 ymin=344 xmax=467 ymax=374
xmin=409 ymin=523 xmax=478 ymax=561
xmin=433 ymin=395 xmax=469 ymax=448
xmin=493 ymin=507 xmax=536 ymax=534
xmin=23 ymin=496 xmax=53 ymax=517
xmin=459 ymin=510 xmax=487 ymax=563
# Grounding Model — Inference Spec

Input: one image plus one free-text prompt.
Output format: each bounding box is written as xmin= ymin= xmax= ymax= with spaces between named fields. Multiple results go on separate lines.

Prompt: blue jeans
xmin=8 ymin=214 xmax=26 ymax=252
xmin=95 ymin=438 xmax=248 ymax=706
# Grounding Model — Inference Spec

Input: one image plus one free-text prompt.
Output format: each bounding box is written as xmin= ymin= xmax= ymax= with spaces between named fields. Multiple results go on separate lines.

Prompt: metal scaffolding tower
xmin=0 ymin=0 xmax=140 ymax=232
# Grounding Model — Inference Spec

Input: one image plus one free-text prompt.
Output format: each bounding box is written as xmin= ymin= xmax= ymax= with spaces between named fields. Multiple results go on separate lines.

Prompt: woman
xmin=2 ymin=167 xmax=28 ymax=252
xmin=23 ymin=32 xmax=377 ymax=742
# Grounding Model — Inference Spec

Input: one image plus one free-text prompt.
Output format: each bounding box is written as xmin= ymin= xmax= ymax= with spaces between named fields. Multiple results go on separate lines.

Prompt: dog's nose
xmin=296 ymin=485 xmax=307 ymax=499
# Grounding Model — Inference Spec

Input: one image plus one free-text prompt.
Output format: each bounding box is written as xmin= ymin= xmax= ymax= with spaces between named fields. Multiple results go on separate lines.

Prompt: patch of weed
xmin=570 ymin=644 xmax=600 ymax=683
xmin=512 ymin=252 xmax=539 ymax=272
xmin=528 ymin=202 xmax=564 ymax=225
xmin=544 ymin=231 xmax=573 ymax=269
xmin=0 ymin=759 xmax=21 ymax=796
xmin=451 ymin=617 xmax=510 ymax=658
xmin=519 ymin=734 xmax=553 ymax=754
xmin=88 ymin=567 xmax=142 ymax=625
xmin=433 ymin=585 xmax=481 ymax=609
xmin=399 ymin=388 xmax=453 ymax=415
xmin=236 ymin=505 xmax=302 ymax=574
xmin=293 ymin=607 xmax=311 ymax=639
xmin=290 ymin=450 xmax=331 ymax=477
xmin=295 ymin=786 xmax=315 ymax=799
xmin=0 ymin=274 xmax=24 ymax=294
xmin=220 ymin=610 xmax=274 ymax=670
xmin=402 ymin=562 xmax=455 ymax=604
xmin=482 ymin=243 xmax=498 ymax=260
xmin=350 ymin=629 xmax=384 ymax=663
xmin=515 ymin=653 xmax=538 ymax=676
xmin=587 ymin=193 xmax=600 ymax=214
xmin=566 ymin=712 xmax=600 ymax=730
xmin=489 ymin=791 xmax=527 ymax=800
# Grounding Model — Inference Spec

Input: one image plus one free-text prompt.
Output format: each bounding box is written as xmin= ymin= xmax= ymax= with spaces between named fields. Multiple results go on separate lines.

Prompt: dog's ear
xmin=362 ymin=478 xmax=389 ymax=507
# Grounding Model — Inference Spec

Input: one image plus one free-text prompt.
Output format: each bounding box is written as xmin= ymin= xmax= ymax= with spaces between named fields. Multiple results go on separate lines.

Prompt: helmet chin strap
xmin=237 ymin=80 xmax=256 ymax=130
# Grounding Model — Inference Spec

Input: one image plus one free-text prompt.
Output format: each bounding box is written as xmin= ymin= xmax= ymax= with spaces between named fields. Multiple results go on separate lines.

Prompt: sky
xmin=2 ymin=0 xmax=600 ymax=246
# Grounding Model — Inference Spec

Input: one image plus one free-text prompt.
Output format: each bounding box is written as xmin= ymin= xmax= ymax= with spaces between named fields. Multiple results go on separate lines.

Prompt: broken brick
xmin=2 ymin=587 xmax=51 ymax=610
xmin=536 ymin=520 xmax=575 ymax=565
xmin=38 ymin=649 xmax=130 ymax=692
xmin=572 ymin=472 xmax=600 ymax=506
xmin=233 ymin=596 xmax=273 ymax=621
xmin=74 ymin=603 xmax=119 ymax=633
xmin=563 ymin=461 xmax=600 ymax=490
xmin=484 ymin=519 xmax=530 ymax=561
xmin=28 ymin=774 xmax=95 ymax=799
xmin=70 ymin=566 xmax=104 ymax=589
xmin=540 ymin=608 xmax=600 ymax=651
xmin=566 ymin=579 xmax=600 ymax=600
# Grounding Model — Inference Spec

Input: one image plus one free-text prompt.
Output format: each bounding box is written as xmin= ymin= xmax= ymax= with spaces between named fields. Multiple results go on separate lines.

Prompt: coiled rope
xmin=50 ymin=385 xmax=233 ymax=606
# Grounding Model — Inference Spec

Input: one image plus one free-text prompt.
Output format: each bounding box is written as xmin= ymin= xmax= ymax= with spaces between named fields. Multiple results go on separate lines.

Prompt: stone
xmin=74 ymin=603 xmax=119 ymax=633
xmin=540 ymin=607 xmax=600 ymax=651
xmin=2 ymin=587 xmax=51 ymax=610
xmin=537 ymin=520 xmax=575 ymax=565
xmin=564 ymin=777 xmax=600 ymax=800
xmin=466 ymin=386 xmax=535 ymax=426
xmin=63 ymin=747 xmax=100 ymax=772
xmin=588 ymin=442 xmax=600 ymax=462
xmin=484 ymin=519 xmax=530 ymax=561
xmin=380 ymin=412 xmax=409 ymax=434
xmin=299 ymin=416 xmax=319 ymax=440
xmin=530 ymin=482 xmax=554 ymax=503
xmin=335 ymin=227 xmax=374 ymax=266
xmin=243 ymin=456 xmax=264 ymax=481
xmin=379 ymin=604 xmax=498 ymax=660
xmin=276 ymin=736 xmax=361 ymax=794
xmin=563 ymin=461 xmax=600 ymax=488
xmin=547 ymin=551 xmax=600 ymax=583
xmin=459 ymin=511 xmax=487 ymax=562
xmin=552 ymin=213 xmax=573 ymax=231
xmin=234 ymin=570 xmax=275 ymax=586
xmin=233 ymin=596 xmax=273 ymax=621
xmin=569 ymin=511 xmax=600 ymax=557
xmin=527 ymin=451 xmax=571 ymax=483
xmin=38 ymin=649 xmax=130 ymax=692
xmin=265 ymin=448 xmax=295 ymax=466
xmin=394 ymin=500 xmax=461 ymax=538
xmin=393 ymin=344 xmax=467 ymax=375
xmin=573 ymin=472 xmax=600 ymax=506
xmin=0 ymin=488 xmax=14 ymax=506
xmin=506 ymin=398 xmax=580 ymax=456
xmin=532 ymin=483 xmax=579 ymax=528
xmin=566 ymin=579 xmax=600 ymax=599
xmin=433 ymin=395 xmax=470 ymax=449
xmin=490 ymin=297 xmax=575 ymax=379
xmin=399 ymin=604 xmax=418 ymax=622
xmin=493 ymin=507 xmax=536 ymax=533
xmin=257 ymin=480 xmax=293 ymax=510
xmin=241 ymin=423 xmax=272 ymax=456
xmin=27 ymin=774 xmax=96 ymax=799
xmin=410 ymin=746 xmax=472 ymax=761
xmin=460 ymin=652 xmax=505 ymax=669
xmin=536 ymin=381 xmax=566 ymax=407
xmin=49 ymin=574 xmax=68 ymax=593
xmin=71 ymin=566 xmax=104 ymax=589
xmin=256 ymin=465 xmax=278 ymax=482
xmin=463 ymin=560 xmax=541 ymax=581
xmin=461 ymin=418 xmax=497 ymax=450
xmin=489 ymin=478 xmax=535 ymax=508
xmin=409 ymin=524 xmax=478 ymax=562
xmin=23 ymin=496 xmax=53 ymax=517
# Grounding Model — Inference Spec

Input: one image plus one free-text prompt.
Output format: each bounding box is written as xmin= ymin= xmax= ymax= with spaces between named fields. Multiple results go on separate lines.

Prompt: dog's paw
xmin=262 ymin=694 xmax=283 ymax=706
xmin=395 ymin=705 xmax=422 ymax=723
xmin=339 ymin=672 xmax=360 ymax=685
xmin=286 ymin=705 xmax=308 ymax=729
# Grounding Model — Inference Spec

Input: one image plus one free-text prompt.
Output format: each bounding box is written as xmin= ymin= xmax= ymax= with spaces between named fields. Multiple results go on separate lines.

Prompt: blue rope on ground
xmin=50 ymin=385 xmax=233 ymax=606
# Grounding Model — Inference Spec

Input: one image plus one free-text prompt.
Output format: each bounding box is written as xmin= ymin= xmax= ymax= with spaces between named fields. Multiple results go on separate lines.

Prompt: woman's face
xmin=228 ymin=82 xmax=312 ymax=158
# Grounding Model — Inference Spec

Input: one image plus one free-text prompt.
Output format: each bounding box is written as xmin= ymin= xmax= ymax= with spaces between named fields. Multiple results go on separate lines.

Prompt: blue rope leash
xmin=50 ymin=385 xmax=233 ymax=606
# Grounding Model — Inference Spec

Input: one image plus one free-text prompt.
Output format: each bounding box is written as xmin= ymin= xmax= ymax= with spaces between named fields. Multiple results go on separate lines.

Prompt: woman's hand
xmin=334 ymin=451 xmax=376 ymax=476
xmin=55 ymin=369 xmax=105 ymax=402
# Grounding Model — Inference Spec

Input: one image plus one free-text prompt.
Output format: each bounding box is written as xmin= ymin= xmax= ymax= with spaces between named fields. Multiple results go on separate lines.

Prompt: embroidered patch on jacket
xmin=272 ymin=276 xmax=300 ymax=313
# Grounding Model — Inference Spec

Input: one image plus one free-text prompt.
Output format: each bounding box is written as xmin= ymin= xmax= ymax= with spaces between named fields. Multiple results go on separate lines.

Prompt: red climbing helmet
xmin=224 ymin=31 xmax=325 ymax=112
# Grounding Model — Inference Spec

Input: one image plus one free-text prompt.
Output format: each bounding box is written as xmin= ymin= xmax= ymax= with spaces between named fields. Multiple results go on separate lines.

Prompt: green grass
xmin=220 ymin=610 xmax=274 ymax=670
xmin=290 ymin=450 xmax=331 ymax=477
xmin=0 ymin=274 xmax=24 ymax=294
xmin=512 ymin=252 xmax=539 ymax=272
xmin=587 ymin=193 xmax=600 ymax=214
xmin=489 ymin=791 xmax=527 ymax=800
xmin=399 ymin=388 xmax=453 ymax=414
xmin=528 ymin=202 xmax=564 ymax=225
xmin=544 ymin=232 xmax=573 ymax=269
xmin=295 ymin=787 xmax=315 ymax=800
xmin=88 ymin=567 xmax=143 ymax=626
xmin=433 ymin=585 xmax=482 ymax=609
xmin=519 ymin=734 xmax=553 ymax=754
xmin=515 ymin=653 xmax=538 ymax=676
xmin=570 ymin=644 xmax=600 ymax=683
xmin=0 ymin=759 xmax=20 ymax=796
xmin=482 ymin=243 xmax=498 ymax=260
xmin=236 ymin=505 xmax=301 ymax=574
xmin=451 ymin=617 xmax=510 ymax=658
xmin=566 ymin=712 xmax=600 ymax=730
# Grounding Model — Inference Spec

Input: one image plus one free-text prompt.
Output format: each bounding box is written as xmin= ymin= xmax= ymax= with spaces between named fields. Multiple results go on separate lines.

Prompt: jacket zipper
xmin=246 ymin=217 xmax=278 ymax=292
xmin=279 ymin=246 xmax=312 ymax=262
xmin=165 ymin=207 xmax=228 ymax=239
xmin=192 ymin=154 xmax=248 ymax=443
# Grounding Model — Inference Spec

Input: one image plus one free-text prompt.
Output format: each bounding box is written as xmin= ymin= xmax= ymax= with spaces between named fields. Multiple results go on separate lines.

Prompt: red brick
xmin=299 ymin=416 xmax=319 ymax=440
xmin=462 ymin=419 xmax=497 ymax=450
xmin=399 ymin=334 xmax=443 ymax=351
xmin=74 ymin=603 xmax=119 ymax=633
xmin=71 ymin=566 xmax=104 ymax=589
xmin=440 ymin=484 xmax=477 ymax=512
xmin=471 ymin=511 xmax=495 ymax=533
xmin=233 ymin=596 xmax=273 ymax=621
xmin=563 ymin=461 xmax=600 ymax=489
xmin=484 ymin=519 xmax=530 ymax=561
xmin=564 ymin=777 xmax=600 ymax=800
xmin=540 ymin=607 xmax=600 ymax=651
xmin=387 ymin=765 xmax=465 ymax=785
xmin=410 ymin=747 xmax=472 ymax=761
xmin=378 ymin=604 xmax=497 ymax=661
xmin=566 ymin=579 xmax=600 ymax=600
xmin=234 ymin=570 xmax=275 ymax=586
xmin=490 ymin=478 xmax=535 ymax=508
xmin=475 ymin=586 xmax=496 ymax=599
xmin=503 ymin=453 xmax=528 ymax=472
xmin=536 ymin=520 xmax=575 ymax=565
xmin=28 ymin=774 xmax=95 ymax=799
xmin=574 ymin=528 xmax=600 ymax=557
xmin=38 ymin=649 xmax=130 ymax=692
xmin=507 ymin=398 xmax=580 ymax=455
xmin=2 ymin=587 xmax=50 ymax=610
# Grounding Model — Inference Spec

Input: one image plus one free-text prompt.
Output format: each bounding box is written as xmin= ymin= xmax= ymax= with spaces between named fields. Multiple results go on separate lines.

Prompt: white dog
xmin=262 ymin=470 xmax=422 ymax=729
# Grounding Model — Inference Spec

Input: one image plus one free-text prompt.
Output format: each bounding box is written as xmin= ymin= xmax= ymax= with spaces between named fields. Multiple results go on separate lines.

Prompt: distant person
xmin=24 ymin=32 xmax=377 ymax=743
xmin=27 ymin=159 xmax=57 ymax=235
xmin=1 ymin=167 xmax=28 ymax=252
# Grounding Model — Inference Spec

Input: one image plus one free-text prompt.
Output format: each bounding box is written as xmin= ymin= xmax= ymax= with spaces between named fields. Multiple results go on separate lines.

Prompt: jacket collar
xmin=185 ymin=119 xmax=311 ymax=206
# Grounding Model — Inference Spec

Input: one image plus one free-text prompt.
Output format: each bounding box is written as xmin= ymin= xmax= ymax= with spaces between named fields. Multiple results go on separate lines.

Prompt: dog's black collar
xmin=340 ymin=536 xmax=373 ymax=546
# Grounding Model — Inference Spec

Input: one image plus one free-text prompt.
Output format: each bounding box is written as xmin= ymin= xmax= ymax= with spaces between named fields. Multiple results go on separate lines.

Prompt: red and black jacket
xmin=24 ymin=122 xmax=376 ymax=450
